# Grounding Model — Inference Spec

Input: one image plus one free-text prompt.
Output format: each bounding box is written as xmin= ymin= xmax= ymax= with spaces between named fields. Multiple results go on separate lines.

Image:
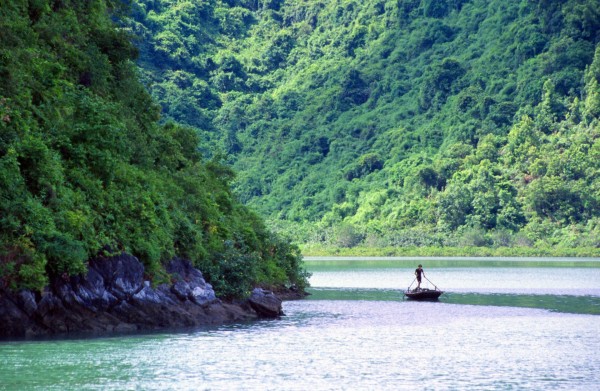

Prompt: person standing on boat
xmin=415 ymin=264 xmax=425 ymax=290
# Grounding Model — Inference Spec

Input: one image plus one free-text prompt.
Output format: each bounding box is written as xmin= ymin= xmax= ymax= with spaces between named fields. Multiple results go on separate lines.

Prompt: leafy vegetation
xmin=0 ymin=0 xmax=308 ymax=298
xmin=129 ymin=0 xmax=600 ymax=254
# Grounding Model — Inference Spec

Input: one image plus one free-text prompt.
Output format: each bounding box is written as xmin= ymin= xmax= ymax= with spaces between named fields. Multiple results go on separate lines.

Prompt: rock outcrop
xmin=0 ymin=253 xmax=258 ymax=339
xmin=248 ymin=288 xmax=284 ymax=317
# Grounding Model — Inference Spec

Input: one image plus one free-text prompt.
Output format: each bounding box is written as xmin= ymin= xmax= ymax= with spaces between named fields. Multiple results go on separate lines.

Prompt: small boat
xmin=404 ymin=287 xmax=444 ymax=300
xmin=403 ymin=273 xmax=444 ymax=300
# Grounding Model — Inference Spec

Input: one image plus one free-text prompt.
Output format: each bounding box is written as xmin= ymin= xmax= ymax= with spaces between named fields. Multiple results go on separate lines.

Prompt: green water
xmin=306 ymin=256 xmax=600 ymax=315
xmin=308 ymin=288 xmax=600 ymax=315
xmin=304 ymin=255 xmax=600 ymax=269
xmin=1 ymin=257 xmax=599 ymax=390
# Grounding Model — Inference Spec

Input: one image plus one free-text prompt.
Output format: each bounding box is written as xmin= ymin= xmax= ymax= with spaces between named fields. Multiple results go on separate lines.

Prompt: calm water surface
xmin=1 ymin=257 xmax=599 ymax=390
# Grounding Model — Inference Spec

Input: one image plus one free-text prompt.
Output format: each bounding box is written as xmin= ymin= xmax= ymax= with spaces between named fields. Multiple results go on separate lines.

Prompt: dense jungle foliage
xmin=0 ymin=0 xmax=308 ymax=297
xmin=129 ymin=0 xmax=600 ymax=253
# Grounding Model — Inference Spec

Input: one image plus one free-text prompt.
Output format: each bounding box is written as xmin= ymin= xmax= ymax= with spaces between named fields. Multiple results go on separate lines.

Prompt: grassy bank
xmin=300 ymin=245 xmax=600 ymax=258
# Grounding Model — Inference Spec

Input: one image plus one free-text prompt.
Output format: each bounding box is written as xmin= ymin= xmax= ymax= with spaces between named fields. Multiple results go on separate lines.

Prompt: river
xmin=1 ymin=257 xmax=599 ymax=390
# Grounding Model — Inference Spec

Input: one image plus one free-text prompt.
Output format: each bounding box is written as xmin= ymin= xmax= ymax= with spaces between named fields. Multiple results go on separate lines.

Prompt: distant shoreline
xmin=300 ymin=245 xmax=600 ymax=258
xmin=303 ymin=255 xmax=600 ymax=262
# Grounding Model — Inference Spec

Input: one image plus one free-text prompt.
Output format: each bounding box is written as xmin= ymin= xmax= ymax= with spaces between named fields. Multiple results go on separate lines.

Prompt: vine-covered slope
xmin=131 ymin=0 xmax=600 ymax=250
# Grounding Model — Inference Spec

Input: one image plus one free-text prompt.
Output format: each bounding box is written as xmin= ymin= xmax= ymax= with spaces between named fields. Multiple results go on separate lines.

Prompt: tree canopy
xmin=129 ymin=0 xmax=600 ymax=251
xmin=0 ymin=0 xmax=308 ymax=297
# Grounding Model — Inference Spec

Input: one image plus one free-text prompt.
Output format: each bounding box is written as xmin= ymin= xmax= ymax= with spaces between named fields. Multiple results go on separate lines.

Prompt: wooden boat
xmin=404 ymin=287 xmax=443 ymax=300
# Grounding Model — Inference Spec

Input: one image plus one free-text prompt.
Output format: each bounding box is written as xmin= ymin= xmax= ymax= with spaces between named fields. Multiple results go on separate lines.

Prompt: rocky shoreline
xmin=0 ymin=253 xmax=289 ymax=339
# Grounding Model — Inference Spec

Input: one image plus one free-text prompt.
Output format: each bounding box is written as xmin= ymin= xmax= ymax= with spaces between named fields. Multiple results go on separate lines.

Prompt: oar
xmin=404 ymin=278 xmax=416 ymax=298
xmin=424 ymin=275 xmax=439 ymax=290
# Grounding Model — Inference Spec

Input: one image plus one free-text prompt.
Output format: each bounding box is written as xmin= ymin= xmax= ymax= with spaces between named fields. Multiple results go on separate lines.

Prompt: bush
xmin=459 ymin=226 xmax=490 ymax=247
xmin=333 ymin=224 xmax=364 ymax=248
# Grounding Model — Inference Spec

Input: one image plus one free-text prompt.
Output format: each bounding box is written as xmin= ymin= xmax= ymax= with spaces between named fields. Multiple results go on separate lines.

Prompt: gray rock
xmin=189 ymin=285 xmax=216 ymax=305
xmin=0 ymin=253 xmax=257 ymax=339
xmin=89 ymin=254 xmax=144 ymax=300
xmin=248 ymin=288 xmax=284 ymax=318
xmin=16 ymin=290 xmax=37 ymax=316
xmin=167 ymin=258 xmax=217 ymax=306
xmin=132 ymin=282 xmax=164 ymax=304
xmin=0 ymin=293 xmax=30 ymax=337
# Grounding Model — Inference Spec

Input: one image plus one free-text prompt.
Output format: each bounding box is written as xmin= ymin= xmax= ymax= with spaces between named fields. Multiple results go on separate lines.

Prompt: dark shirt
xmin=415 ymin=268 xmax=423 ymax=280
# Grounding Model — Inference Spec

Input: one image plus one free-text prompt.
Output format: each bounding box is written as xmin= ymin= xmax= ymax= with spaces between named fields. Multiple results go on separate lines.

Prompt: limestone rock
xmin=0 ymin=253 xmax=256 ymax=339
xmin=248 ymin=288 xmax=284 ymax=318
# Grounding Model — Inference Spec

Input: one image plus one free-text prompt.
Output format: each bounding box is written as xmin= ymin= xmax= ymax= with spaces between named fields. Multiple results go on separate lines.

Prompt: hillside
xmin=130 ymin=0 xmax=600 ymax=251
xmin=0 ymin=0 xmax=307 ymax=297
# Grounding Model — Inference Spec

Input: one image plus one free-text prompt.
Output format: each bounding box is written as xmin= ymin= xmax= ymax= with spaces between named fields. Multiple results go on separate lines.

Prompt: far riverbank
xmin=300 ymin=244 xmax=600 ymax=258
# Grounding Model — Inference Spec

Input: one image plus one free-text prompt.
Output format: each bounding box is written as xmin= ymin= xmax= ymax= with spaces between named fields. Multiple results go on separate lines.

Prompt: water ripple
xmin=2 ymin=261 xmax=600 ymax=390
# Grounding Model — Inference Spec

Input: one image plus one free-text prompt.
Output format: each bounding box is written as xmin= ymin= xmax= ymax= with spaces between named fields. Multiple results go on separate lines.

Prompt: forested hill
xmin=0 ymin=0 xmax=307 ymax=297
xmin=129 ymin=0 xmax=600 ymax=250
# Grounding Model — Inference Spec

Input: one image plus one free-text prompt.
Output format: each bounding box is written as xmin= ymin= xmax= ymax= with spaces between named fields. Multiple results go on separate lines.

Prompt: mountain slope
xmin=0 ymin=0 xmax=307 ymax=297
xmin=131 ymin=0 xmax=600 ymax=249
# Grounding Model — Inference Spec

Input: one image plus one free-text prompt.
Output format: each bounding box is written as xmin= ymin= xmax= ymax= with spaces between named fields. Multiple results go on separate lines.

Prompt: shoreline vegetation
xmin=0 ymin=1 xmax=309 ymax=300
xmin=300 ymin=245 xmax=600 ymax=258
